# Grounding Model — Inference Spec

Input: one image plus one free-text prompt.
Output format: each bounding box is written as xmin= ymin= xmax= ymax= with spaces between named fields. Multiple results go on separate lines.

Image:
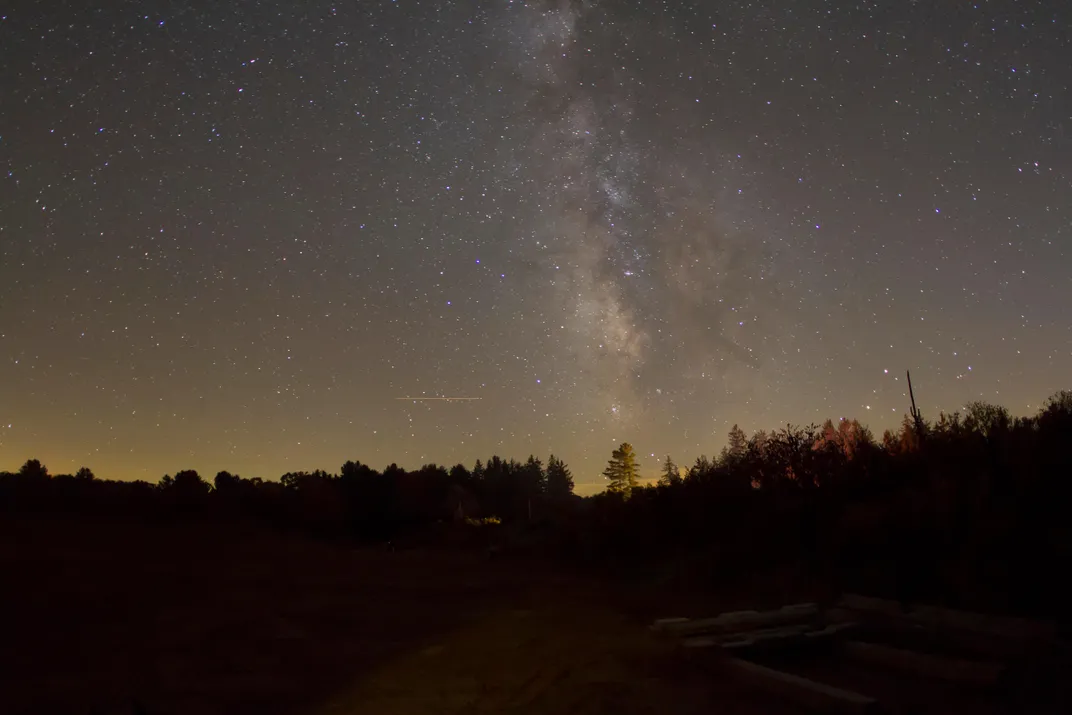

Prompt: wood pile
xmin=652 ymin=593 xmax=1066 ymax=713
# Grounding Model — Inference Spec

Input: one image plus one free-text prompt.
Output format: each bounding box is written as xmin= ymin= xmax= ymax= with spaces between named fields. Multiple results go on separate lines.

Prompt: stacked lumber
xmin=652 ymin=602 xmax=820 ymax=636
xmin=682 ymin=621 xmax=858 ymax=650
xmin=651 ymin=594 xmax=1061 ymax=712
xmin=835 ymin=592 xmax=1061 ymax=659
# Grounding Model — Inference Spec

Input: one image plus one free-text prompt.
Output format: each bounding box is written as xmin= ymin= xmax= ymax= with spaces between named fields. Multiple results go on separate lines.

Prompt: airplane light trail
xmin=395 ymin=397 xmax=482 ymax=401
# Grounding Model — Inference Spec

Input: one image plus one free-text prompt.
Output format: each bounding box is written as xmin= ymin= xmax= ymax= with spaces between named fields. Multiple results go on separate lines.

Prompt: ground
xmin=6 ymin=517 xmax=1062 ymax=714
xmin=0 ymin=517 xmax=783 ymax=715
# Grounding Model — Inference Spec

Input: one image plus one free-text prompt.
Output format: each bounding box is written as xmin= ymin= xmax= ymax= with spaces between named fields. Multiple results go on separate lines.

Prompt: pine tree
xmin=546 ymin=454 xmax=574 ymax=500
xmin=689 ymin=454 xmax=712 ymax=480
xmin=726 ymin=424 xmax=748 ymax=460
xmin=522 ymin=455 xmax=546 ymax=495
xmin=658 ymin=454 xmax=681 ymax=487
xmin=603 ymin=442 xmax=640 ymax=496
xmin=448 ymin=463 xmax=471 ymax=483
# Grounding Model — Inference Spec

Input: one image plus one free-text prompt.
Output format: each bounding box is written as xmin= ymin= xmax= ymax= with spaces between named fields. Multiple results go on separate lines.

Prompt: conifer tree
xmin=658 ymin=454 xmax=681 ymax=486
xmin=603 ymin=442 xmax=639 ymax=496
xmin=546 ymin=454 xmax=575 ymax=499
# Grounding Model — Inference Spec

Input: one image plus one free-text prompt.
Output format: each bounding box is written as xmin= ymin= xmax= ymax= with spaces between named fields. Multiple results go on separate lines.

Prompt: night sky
xmin=2 ymin=1 xmax=1069 ymax=491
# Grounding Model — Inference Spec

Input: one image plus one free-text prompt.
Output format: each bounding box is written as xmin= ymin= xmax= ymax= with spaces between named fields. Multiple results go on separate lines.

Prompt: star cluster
xmin=1 ymin=1 xmax=1069 ymax=490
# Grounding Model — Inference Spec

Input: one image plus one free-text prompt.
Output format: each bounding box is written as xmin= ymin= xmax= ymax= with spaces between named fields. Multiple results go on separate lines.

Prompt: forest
xmin=3 ymin=390 xmax=1071 ymax=620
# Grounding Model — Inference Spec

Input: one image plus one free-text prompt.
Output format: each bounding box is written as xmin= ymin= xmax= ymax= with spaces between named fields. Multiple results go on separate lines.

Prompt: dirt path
xmin=315 ymin=592 xmax=795 ymax=715
xmin=0 ymin=518 xmax=781 ymax=715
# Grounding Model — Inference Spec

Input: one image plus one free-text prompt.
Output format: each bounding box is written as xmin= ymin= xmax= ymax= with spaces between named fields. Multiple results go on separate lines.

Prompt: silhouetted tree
xmin=280 ymin=471 xmax=309 ymax=489
xmin=173 ymin=470 xmax=211 ymax=501
xmin=720 ymin=424 xmax=748 ymax=466
xmin=18 ymin=459 xmax=49 ymax=480
xmin=658 ymin=455 xmax=681 ymax=487
xmin=815 ymin=418 xmax=874 ymax=461
xmin=74 ymin=467 xmax=95 ymax=481
xmin=1039 ymin=390 xmax=1072 ymax=429
xmin=481 ymin=456 xmax=514 ymax=517
xmin=764 ymin=424 xmax=822 ymax=488
xmin=689 ymin=454 xmax=712 ymax=480
xmin=340 ymin=460 xmax=376 ymax=490
xmin=449 ymin=463 xmax=471 ymax=483
xmin=963 ymin=401 xmax=1011 ymax=438
xmin=521 ymin=455 xmax=546 ymax=494
xmin=603 ymin=442 xmax=639 ymax=497
xmin=7 ymin=383 xmax=1072 ymax=621
xmin=895 ymin=414 xmax=923 ymax=453
xmin=933 ymin=410 xmax=964 ymax=438
xmin=545 ymin=454 xmax=574 ymax=500
xmin=214 ymin=470 xmax=240 ymax=492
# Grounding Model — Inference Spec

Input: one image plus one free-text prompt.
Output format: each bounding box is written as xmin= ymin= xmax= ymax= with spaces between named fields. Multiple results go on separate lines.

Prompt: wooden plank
xmin=726 ymin=657 xmax=878 ymax=714
xmin=722 ymin=624 xmax=813 ymax=649
xmin=908 ymin=604 xmax=1058 ymax=641
xmin=804 ymin=622 xmax=859 ymax=639
xmin=660 ymin=603 xmax=819 ymax=636
xmin=683 ymin=622 xmax=857 ymax=650
xmin=843 ymin=640 xmax=1005 ymax=686
xmin=683 ymin=624 xmax=811 ymax=649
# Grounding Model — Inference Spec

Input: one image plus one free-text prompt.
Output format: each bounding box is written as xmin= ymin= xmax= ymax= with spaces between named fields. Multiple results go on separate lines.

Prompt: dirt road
xmin=0 ymin=518 xmax=776 ymax=715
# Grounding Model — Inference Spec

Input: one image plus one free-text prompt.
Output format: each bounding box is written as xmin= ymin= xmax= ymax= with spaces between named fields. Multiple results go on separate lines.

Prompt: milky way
xmin=1 ymin=1 xmax=1069 ymax=489
xmin=490 ymin=0 xmax=778 ymax=424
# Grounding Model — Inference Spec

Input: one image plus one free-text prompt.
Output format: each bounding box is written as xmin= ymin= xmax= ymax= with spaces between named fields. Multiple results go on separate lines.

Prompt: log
xmin=843 ymin=640 xmax=1005 ymax=686
xmin=660 ymin=602 xmax=819 ymax=636
xmin=726 ymin=657 xmax=878 ymax=714
xmin=805 ymin=621 xmax=859 ymax=639
xmin=683 ymin=624 xmax=811 ymax=649
xmin=907 ymin=605 xmax=1057 ymax=642
xmin=683 ymin=622 xmax=857 ymax=650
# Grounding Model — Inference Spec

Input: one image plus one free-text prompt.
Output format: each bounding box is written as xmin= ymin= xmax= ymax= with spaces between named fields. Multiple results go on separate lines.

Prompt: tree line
xmin=4 ymin=390 xmax=1072 ymax=618
xmin=582 ymin=391 xmax=1072 ymax=619
xmin=0 ymin=453 xmax=576 ymax=541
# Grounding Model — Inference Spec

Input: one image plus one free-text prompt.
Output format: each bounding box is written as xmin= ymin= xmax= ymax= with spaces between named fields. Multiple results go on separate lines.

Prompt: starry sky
xmin=2 ymin=1 xmax=1069 ymax=492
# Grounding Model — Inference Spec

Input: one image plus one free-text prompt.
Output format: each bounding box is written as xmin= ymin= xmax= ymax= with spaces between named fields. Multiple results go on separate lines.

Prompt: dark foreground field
xmin=4 ymin=517 xmax=1068 ymax=715
xmin=1 ymin=517 xmax=792 ymax=715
